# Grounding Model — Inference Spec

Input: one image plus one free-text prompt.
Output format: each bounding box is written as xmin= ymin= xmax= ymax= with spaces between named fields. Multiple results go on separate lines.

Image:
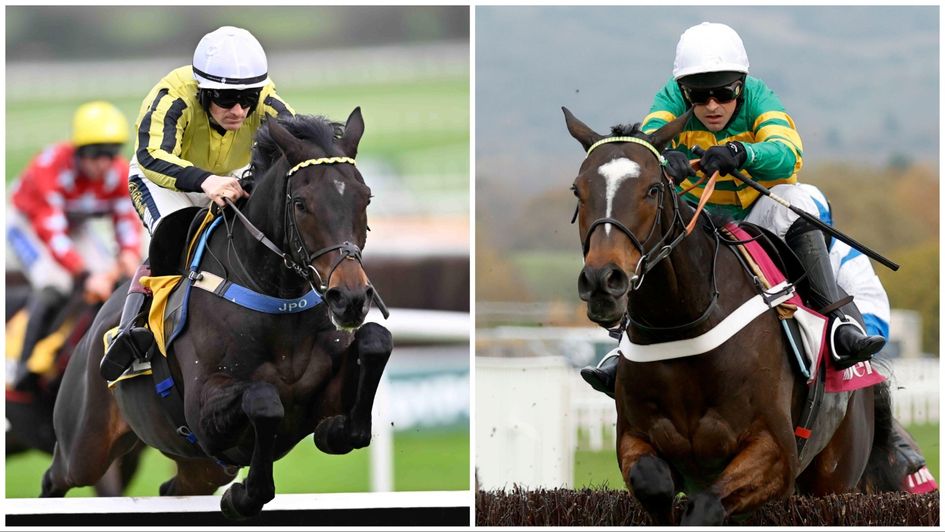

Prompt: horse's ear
xmin=339 ymin=107 xmax=364 ymax=158
xmin=648 ymin=109 xmax=693 ymax=151
xmin=563 ymin=106 xmax=602 ymax=152
xmin=267 ymin=118 xmax=305 ymax=158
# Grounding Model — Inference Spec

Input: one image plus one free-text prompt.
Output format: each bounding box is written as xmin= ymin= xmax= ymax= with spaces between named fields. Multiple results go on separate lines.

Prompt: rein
xmin=222 ymin=156 xmax=389 ymax=318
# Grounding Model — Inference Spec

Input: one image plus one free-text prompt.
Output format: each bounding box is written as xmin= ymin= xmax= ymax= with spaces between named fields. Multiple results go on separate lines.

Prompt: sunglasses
xmin=77 ymin=143 xmax=122 ymax=160
xmin=207 ymin=89 xmax=261 ymax=109
xmin=680 ymin=80 xmax=743 ymax=105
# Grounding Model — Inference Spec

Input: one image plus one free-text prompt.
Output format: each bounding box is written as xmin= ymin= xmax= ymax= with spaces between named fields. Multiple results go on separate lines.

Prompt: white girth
xmin=619 ymin=281 xmax=795 ymax=362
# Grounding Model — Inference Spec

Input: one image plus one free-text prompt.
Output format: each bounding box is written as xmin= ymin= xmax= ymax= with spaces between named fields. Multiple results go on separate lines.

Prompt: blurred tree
xmin=511 ymin=187 xmax=577 ymax=252
xmin=877 ymin=240 xmax=939 ymax=355
xmin=476 ymin=230 xmax=531 ymax=303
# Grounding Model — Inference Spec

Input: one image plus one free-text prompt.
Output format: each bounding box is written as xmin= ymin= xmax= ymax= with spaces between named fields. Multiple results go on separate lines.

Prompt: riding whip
xmin=690 ymin=146 xmax=899 ymax=271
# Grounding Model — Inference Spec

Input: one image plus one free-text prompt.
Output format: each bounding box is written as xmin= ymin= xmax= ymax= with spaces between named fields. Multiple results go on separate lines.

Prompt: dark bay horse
xmin=563 ymin=107 xmax=898 ymax=525
xmin=42 ymin=109 xmax=393 ymax=519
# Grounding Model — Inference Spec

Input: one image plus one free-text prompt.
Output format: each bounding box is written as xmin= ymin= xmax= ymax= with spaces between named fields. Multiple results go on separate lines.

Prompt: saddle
xmin=724 ymin=221 xmax=887 ymax=455
xmin=104 ymin=207 xmax=213 ymax=387
xmin=149 ymin=206 xmax=209 ymax=278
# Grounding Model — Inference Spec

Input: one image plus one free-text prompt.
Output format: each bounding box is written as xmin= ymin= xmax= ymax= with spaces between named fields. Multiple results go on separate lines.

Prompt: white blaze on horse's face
xmin=598 ymin=157 xmax=640 ymax=235
xmin=334 ymin=178 xmax=346 ymax=196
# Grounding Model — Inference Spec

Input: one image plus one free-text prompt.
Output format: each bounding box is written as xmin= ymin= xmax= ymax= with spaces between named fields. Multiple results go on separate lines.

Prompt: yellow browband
xmin=286 ymin=157 xmax=357 ymax=177
xmin=585 ymin=136 xmax=666 ymax=166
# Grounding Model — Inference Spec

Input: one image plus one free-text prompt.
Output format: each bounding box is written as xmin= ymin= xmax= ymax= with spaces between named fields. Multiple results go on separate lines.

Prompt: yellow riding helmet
xmin=72 ymin=101 xmax=130 ymax=147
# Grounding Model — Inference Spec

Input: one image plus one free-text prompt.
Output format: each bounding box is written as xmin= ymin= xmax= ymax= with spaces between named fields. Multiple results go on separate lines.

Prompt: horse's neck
xmin=217 ymin=165 xmax=308 ymax=298
xmin=627 ymin=200 xmax=722 ymax=335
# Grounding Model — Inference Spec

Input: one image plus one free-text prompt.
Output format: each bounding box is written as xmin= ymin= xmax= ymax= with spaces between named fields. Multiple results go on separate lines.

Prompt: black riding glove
xmin=663 ymin=150 xmax=696 ymax=182
xmin=699 ymin=141 xmax=748 ymax=177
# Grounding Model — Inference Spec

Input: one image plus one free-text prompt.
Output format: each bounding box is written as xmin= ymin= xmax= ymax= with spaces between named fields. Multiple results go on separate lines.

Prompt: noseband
xmin=225 ymin=156 xmax=389 ymax=318
xmin=575 ymin=136 xmax=688 ymax=291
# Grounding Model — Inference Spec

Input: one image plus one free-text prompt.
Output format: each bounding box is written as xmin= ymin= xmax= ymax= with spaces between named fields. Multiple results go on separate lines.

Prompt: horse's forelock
xmin=610 ymin=122 xmax=645 ymax=138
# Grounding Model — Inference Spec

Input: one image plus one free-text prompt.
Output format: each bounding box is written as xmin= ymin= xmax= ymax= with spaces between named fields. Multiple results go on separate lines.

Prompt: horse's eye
xmin=571 ymin=184 xmax=579 ymax=198
xmin=647 ymin=184 xmax=661 ymax=198
xmin=294 ymin=199 xmax=307 ymax=212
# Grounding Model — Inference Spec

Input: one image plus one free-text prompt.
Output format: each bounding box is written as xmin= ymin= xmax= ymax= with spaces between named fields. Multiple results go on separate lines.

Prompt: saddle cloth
xmin=6 ymin=308 xmax=73 ymax=382
xmin=725 ymin=223 xmax=885 ymax=393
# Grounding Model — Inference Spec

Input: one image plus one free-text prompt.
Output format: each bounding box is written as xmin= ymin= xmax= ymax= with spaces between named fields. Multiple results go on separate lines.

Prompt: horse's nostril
xmin=603 ymin=266 xmax=629 ymax=297
xmin=578 ymin=270 xmax=591 ymax=298
xmin=325 ymin=288 xmax=347 ymax=309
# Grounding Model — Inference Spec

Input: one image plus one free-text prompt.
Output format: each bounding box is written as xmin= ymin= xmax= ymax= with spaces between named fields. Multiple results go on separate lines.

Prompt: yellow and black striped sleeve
xmin=136 ymin=88 xmax=211 ymax=192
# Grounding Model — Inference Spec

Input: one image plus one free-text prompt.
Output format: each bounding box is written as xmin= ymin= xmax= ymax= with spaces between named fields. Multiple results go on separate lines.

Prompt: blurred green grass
xmin=574 ymin=423 xmax=939 ymax=490
xmin=6 ymin=426 xmax=469 ymax=498
xmin=6 ymin=77 xmax=469 ymax=203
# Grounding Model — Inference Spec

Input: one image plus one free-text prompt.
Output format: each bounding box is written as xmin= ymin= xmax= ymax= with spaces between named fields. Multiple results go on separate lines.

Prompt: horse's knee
xmin=681 ymin=492 xmax=726 ymax=526
xmin=241 ymin=382 xmax=284 ymax=423
xmin=356 ymin=322 xmax=392 ymax=358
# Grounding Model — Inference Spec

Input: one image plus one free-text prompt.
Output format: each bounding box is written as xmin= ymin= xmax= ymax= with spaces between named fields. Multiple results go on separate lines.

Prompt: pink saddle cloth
xmin=725 ymin=223 xmax=885 ymax=393
xmin=904 ymin=465 xmax=938 ymax=494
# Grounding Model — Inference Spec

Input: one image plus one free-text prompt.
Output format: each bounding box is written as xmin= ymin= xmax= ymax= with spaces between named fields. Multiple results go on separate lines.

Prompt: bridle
xmin=574 ymin=136 xmax=689 ymax=291
xmin=573 ymin=135 xmax=720 ymax=334
xmin=224 ymin=155 xmax=389 ymax=318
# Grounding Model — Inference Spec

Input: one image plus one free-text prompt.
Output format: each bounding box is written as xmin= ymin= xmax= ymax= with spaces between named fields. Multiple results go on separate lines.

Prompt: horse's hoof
xmin=314 ymin=415 xmax=355 ymax=455
xmin=159 ymin=478 xmax=175 ymax=496
xmin=220 ymin=482 xmax=254 ymax=520
xmin=680 ymin=492 xmax=725 ymax=526
xmin=629 ymin=455 xmax=675 ymax=524
xmin=356 ymin=322 xmax=393 ymax=355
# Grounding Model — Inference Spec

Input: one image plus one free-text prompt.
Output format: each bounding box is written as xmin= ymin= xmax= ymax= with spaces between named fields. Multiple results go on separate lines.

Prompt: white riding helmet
xmin=673 ymin=22 xmax=749 ymax=80
xmin=192 ymin=26 xmax=269 ymax=90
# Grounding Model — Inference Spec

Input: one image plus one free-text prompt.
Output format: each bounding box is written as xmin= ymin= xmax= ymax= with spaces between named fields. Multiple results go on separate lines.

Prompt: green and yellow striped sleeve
xmin=741 ymin=80 xmax=803 ymax=181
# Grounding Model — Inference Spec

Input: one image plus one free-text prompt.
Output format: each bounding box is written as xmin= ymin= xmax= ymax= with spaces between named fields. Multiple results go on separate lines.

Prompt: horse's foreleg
xmin=220 ymin=381 xmax=283 ymax=520
xmin=618 ymin=416 xmax=676 ymax=525
xmin=685 ymin=430 xmax=793 ymax=525
xmin=314 ymin=323 xmax=392 ymax=454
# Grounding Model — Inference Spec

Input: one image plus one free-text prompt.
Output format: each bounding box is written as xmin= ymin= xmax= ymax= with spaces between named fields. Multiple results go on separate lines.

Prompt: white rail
xmin=5 ymin=490 xmax=468 ymax=515
xmin=5 ymin=491 xmax=471 ymax=526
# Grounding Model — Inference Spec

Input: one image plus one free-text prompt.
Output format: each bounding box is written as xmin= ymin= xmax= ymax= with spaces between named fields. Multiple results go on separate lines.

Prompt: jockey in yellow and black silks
xmin=100 ymin=26 xmax=296 ymax=381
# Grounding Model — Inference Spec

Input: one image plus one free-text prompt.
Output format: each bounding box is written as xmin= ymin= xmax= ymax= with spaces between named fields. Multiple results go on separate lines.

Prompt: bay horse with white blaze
xmin=563 ymin=107 xmax=899 ymax=525
xmin=42 ymin=109 xmax=393 ymax=519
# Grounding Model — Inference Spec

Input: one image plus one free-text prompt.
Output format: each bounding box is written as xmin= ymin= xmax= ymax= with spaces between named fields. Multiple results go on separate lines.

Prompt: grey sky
xmin=476 ymin=6 xmax=938 ymax=196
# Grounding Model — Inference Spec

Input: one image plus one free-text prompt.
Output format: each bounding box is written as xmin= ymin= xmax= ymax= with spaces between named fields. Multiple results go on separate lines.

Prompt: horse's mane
xmin=251 ymin=114 xmax=345 ymax=177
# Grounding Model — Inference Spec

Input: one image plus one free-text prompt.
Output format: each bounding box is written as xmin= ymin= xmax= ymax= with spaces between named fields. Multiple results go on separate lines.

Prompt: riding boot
xmin=100 ymin=262 xmax=154 ymax=381
xmin=12 ymin=287 xmax=66 ymax=392
xmin=785 ymin=220 xmax=885 ymax=369
xmin=580 ymin=349 xmax=620 ymax=399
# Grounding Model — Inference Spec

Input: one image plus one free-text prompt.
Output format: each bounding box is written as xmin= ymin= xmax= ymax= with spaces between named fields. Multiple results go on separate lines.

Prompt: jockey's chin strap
xmin=221 ymin=155 xmax=389 ymax=319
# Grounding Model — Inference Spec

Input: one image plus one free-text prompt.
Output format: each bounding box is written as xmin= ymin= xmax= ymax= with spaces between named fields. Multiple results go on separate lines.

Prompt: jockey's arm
xmin=14 ymin=164 xmax=86 ymax=277
xmin=135 ymin=89 xmax=212 ymax=193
